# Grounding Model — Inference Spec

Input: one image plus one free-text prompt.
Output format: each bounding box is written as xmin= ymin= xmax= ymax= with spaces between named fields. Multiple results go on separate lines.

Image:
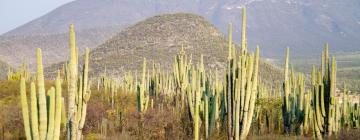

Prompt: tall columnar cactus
xmin=186 ymin=65 xmax=202 ymax=140
xmin=68 ymin=24 xmax=77 ymax=140
xmin=76 ymin=48 xmax=92 ymax=140
xmin=66 ymin=24 xmax=92 ymax=140
xmin=312 ymin=44 xmax=338 ymax=139
xmin=54 ymin=71 xmax=63 ymax=140
xmin=137 ymin=58 xmax=150 ymax=113
xmin=20 ymin=49 xmax=63 ymax=140
xmin=37 ymin=48 xmax=48 ymax=140
xmin=282 ymin=48 xmax=309 ymax=135
xmin=225 ymin=7 xmax=260 ymax=140
xmin=20 ymin=77 xmax=31 ymax=140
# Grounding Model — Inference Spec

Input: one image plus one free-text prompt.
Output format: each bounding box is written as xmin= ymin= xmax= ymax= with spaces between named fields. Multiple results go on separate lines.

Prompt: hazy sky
xmin=0 ymin=0 xmax=75 ymax=34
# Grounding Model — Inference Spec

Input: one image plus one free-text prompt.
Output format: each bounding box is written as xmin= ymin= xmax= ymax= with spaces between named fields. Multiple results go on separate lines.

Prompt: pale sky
xmin=0 ymin=0 xmax=75 ymax=34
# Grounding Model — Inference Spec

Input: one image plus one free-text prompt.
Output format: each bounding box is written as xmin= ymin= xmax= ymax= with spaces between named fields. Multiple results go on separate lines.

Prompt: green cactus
xmin=20 ymin=49 xmax=64 ymax=140
xmin=20 ymin=77 xmax=31 ymax=140
xmin=65 ymin=24 xmax=92 ymax=140
xmin=312 ymin=44 xmax=338 ymax=139
xmin=138 ymin=58 xmax=150 ymax=113
xmin=282 ymin=48 xmax=309 ymax=135
xmin=68 ymin=24 xmax=78 ymax=140
xmin=224 ymin=7 xmax=260 ymax=140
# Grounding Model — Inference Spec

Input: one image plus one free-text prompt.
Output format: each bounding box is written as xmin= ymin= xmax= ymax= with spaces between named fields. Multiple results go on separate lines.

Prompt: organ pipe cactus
xmin=225 ymin=7 xmax=260 ymax=140
xmin=137 ymin=58 xmax=150 ymax=113
xmin=312 ymin=44 xmax=337 ymax=139
xmin=20 ymin=49 xmax=63 ymax=140
xmin=282 ymin=48 xmax=309 ymax=135
xmin=67 ymin=24 xmax=92 ymax=140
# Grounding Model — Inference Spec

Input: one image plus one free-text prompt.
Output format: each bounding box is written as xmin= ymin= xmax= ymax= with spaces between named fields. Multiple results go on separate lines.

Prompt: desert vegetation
xmin=0 ymin=7 xmax=360 ymax=140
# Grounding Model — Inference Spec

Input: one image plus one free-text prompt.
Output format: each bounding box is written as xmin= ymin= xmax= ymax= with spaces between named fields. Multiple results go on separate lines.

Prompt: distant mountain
xmin=2 ymin=0 xmax=360 ymax=68
xmin=45 ymin=13 xmax=283 ymax=86
xmin=0 ymin=27 xmax=118 ymax=69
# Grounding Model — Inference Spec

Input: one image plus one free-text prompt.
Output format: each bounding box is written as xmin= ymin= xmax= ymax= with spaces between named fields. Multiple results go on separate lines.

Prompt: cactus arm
xmin=54 ymin=72 xmax=62 ymax=140
xmin=46 ymin=87 xmax=56 ymax=140
xmin=30 ymin=82 xmax=40 ymax=140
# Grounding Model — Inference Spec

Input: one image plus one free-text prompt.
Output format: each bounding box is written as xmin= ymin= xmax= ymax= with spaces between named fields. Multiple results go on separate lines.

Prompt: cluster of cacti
xmin=20 ymin=48 xmax=64 ymax=140
xmin=254 ymin=86 xmax=283 ymax=135
xmin=20 ymin=24 xmax=92 ymax=140
xmin=225 ymin=7 xmax=260 ymax=140
xmin=106 ymin=7 xmax=258 ymax=140
xmin=137 ymin=58 xmax=150 ymax=113
xmin=17 ymin=5 xmax=360 ymax=140
xmin=66 ymin=24 xmax=92 ymax=140
xmin=7 ymin=63 xmax=30 ymax=81
xmin=282 ymin=48 xmax=311 ymax=135
xmin=310 ymin=44 xmax=339 ymax=139
xmin=340 ymin=83 xmax=360 ymax=129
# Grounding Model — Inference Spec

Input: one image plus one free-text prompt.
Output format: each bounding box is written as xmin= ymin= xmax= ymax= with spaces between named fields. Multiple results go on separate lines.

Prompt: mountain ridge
xmin=2 ymin=0 xmax=360 ymax=68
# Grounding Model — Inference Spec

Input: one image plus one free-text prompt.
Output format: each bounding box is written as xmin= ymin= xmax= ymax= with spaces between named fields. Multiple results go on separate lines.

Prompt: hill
xmin=85 ymin=13 xmax=283 ymax=86
xmin=2 ymin=0 xmax=360 ymax=69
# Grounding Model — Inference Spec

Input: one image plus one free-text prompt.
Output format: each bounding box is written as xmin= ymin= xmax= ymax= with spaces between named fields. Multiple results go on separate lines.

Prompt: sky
xmin=0 ymin=0 xmax=75 ymax=34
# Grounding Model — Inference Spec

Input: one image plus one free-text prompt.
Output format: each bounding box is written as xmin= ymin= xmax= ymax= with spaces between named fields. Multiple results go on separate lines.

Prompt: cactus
xmin=312 ymin=44 xmax=337 ymax=139
xmin=37 ymin=48 xmax=48 ymax=140
xmin=68 ymin=24 xmax=77 ymax=140
xmin=20 ymin=49 xmax=63 ymax=140
xmin=282 ymin=48 xmax=308 ymax=135
xmin=65 ymin=24 xmax=92 ymax=140
xmin=54 ymin=72 xmax=63 ymax=140
xmin=137 ymin=58 xmax=150 ymax=113
xmin=224 ymin=7 xmax=260 ymax=140
xmin=20 ymin=77 xmax=31 ymax=140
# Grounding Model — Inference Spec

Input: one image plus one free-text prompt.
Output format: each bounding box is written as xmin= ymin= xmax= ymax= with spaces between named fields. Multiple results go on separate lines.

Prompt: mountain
xmin=2 ymin=0 xmax=360 ymax=68
xmin=0 ymin=27 xmax=118 ymax=69
xmin=77 ymin=13 xmax=282 ymax=86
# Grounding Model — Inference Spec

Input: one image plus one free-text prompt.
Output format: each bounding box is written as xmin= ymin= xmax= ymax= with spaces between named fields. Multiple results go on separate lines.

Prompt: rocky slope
xmin=45 ymin=13 xmax=283 ymax=86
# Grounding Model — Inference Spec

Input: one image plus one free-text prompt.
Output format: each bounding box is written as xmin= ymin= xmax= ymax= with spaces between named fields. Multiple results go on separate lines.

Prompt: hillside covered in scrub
xmin=44 ymin=13 xmax=282 ymax=87
xmin=89 ymin=13 xmax=283 ymax=84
